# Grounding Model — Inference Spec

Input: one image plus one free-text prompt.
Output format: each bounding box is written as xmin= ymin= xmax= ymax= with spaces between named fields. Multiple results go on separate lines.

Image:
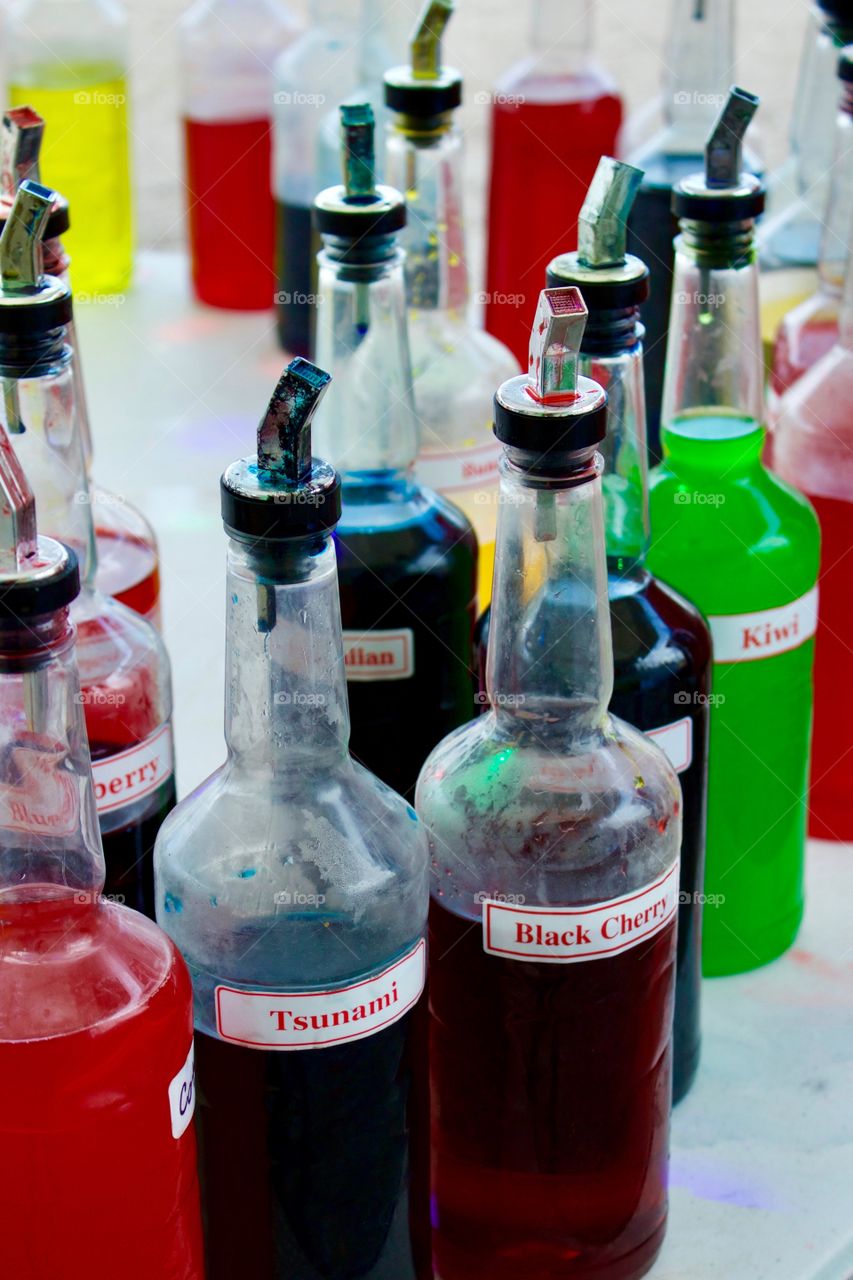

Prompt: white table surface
xmin=76 ymin=252 xmax=853 ymax=1280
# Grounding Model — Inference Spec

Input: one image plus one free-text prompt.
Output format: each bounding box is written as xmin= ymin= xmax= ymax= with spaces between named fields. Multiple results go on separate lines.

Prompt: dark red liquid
xmin=195 ymin=996 xmax=430 ymax=1279
xmin=91 ymin=763 xmax=176 ymax=917
xmin=0 ymin=894 xmax=204 ymax=1279
xmin=95 ymin=526 xmax=161 ymax=622
xmin=804 ymin=491 xmax=853 ymax=839
xmin=429 ymin=899 xmax=673 ymax=1279
xmin=771 ymin=308 xmax=838 ymax=400
xmin=184 ymin=116 xmax=275 ymax=311
xmin=485 ymin=81 xmax=622 ymax=366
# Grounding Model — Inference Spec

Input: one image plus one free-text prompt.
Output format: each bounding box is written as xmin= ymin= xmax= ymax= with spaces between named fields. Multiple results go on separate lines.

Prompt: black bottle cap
xmin=494 ymin=289 xmax=608 ymax=468
xmin=0 ymin=539 xmax=80 ymax=618
xmin=221 ymin=358 xmax=341 ymax=540
xmin=672 ymin=86 xmax=765 ymax=222
xmin=314 ymin=104 xmax=406 ymax=239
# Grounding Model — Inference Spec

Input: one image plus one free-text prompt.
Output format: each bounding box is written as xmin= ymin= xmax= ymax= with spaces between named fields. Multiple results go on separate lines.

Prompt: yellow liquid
xmin=11 ymin=63 xmax=133 ymax=294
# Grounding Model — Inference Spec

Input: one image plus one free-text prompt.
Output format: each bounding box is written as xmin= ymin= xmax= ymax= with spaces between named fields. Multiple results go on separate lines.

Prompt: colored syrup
xmin=335 ymin=485 xmax=477 ymax=802
xmin=10 ymin=65 xmax=133 ymax=294
xmin=474 ymin=568 xmax=711 ymax=1103
xmin=429 ymin=898 xmax=674 ymax=1279
xmin=0 ymin=892 xmax=204 ymax=1279
xmin=195 ymin=999 xmax=430 ymax=1279
xmin=275 ymin=200 xmax=317 ymax=356
xmin=770 ymin=305 xmax=838 ymax=401
xmin=95 ymin=526 xmax=161 ymax=621
xmin=484 ymin=80 xmax=622 ymax=367
xmin=184 ymin=117 xmax=275 ymax=311
xmin=92 ymin=763 xmax=177 ymax=917
xmin=803 ymin=491 xmax=853 ymax=840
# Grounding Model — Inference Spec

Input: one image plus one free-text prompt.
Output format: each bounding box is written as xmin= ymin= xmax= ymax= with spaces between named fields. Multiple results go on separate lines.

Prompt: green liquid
xmin=649 ymin=413 xmax=820 ymax=976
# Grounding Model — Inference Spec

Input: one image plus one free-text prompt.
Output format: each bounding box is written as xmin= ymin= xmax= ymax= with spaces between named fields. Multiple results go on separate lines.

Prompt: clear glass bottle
xmin=770 ymin=46 xmax=853 ymax=413
xmin=773 ymin=210 xmax=853 ymax=839
xmin=647 ymin=92 xmax=820 ymax=976
xmin=0 ymin=181 xmax=174 ymax=918
xmin=6 ymin=0 xmax=133 ymax=294
xmin=0 ymin=419 xmax=203 ymax=1280
xmin=273 ymin=0 xmax=411 ymax=355
xmin=483 ymin=0 xmax=623 ymax=368
xmin=155 ymin=357 xmax=431 ymax=1280
xmin=0 ymin=106 xmax=161 ymax=622
xmin=384 ymin=0 xmax=519 ymax=613
xmin=180 ymin=0 xmax=301 ymax=310
xmin=420 ymin=287 xmax=681 ymax=1280
xmin=313 ymin=104 xmax=478 ymax=802
xmin=758 ymin=1 xmax=853 ymax=351
xmin=626 ymin=0 xmax=743 ymax=458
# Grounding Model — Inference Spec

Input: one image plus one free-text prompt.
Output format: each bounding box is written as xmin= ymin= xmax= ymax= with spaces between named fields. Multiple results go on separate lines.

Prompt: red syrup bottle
xmin=417 ymin=288 xmax=681 ymax=1280
xmin=0 ymin=181 xmax=175 ymax=916
xmin=483 ymin=0 xmax=622 ymax=366
xmin=0 ymin=409 xmax=203 ymax=1280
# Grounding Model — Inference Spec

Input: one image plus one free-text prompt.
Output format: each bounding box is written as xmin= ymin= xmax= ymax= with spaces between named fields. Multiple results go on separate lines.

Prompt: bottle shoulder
xmin=336 ymin=482 xmax=476 ymax=549
xmin=609 ymin=572 xmax=712 ymax=679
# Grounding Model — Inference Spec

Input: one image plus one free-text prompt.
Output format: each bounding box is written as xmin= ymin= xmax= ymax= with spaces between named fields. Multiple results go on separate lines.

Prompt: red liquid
xmin=804 ymin=491 xmax=853 ymax=839
xmin=0 ymin=893 xmax=204 ymax=1279
xmin=485 ymin=78 xmax=622 ymax=366
xmin=429 ymin=898 xmax=673 ymax=1279
xmin=96 ymin=526 xmax=161 ymax=623
xmin=184 ymin=116 xmax=275 ymax=311
xmin=771 ymin=304 xmax=839 ymax=401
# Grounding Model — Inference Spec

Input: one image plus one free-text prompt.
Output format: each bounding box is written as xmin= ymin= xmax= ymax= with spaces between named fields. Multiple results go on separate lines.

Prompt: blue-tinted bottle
xmin=312 ymin=105 xmax=477 ymax=801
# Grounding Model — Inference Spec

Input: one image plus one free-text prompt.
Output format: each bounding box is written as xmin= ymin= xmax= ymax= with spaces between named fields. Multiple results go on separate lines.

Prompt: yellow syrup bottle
xmin=7 ymin=0 xmax=133 ymax=294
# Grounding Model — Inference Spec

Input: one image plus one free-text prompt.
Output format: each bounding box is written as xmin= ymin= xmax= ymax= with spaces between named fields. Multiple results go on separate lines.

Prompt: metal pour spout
xmin=0 ymin=107 xmax=44 ymax=203
xmin=0 ymin=178 xmax=53 ymax=296
xmin=341 ymin=104 xmax=378 ymax=202
xmin=528 ymin=287 xmax=589 ymax=405
xmin=411 ymin=0 xmax=454 ymax=79
xmin=577 ymin=157 xmax=644 ymax=269
xmin=258 ymin=358 xmax=332 ymax=484
xmin=705 ymin=86 xmax=759 ymax=189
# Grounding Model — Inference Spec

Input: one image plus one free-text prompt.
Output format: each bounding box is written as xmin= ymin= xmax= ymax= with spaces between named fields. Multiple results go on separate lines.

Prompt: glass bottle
xmin=0 ymin=106 xmax=161 ymax=622
xmin=545 ymin=157 xmax=712 ymax=1102
xmin=758 ymin=1 xmax=853 ymax=351
xmin=483 ymin=0 xmax=623 ymax=368
xmin=626 ymin=0 xmax=742 ymax=459
xmin=0 ymin=182 xmax=175 ymax=917
xmin=313 ymin=105 xmax=478 ymax=802
xmin=155 ymin=357 xmax=431 ymax=1280
xmin=0 ymin=418 xmax=203 ymax=1279
xmin=769 ymin=46 xmax=853 ymax=412
xmin=273 ymin=0 xmax=411 ymax=355
xmin=384 ymin=0 xmax=519 ymax=612
xmin=180 ymin=0 xmax=301 ymax=311
xmin=420 ymin=286 xmax=681 ymax=1280
xmin=647 ymin=92 xmax=820 ymax=976
xmin=6 ymin=0 xmax=133 ymax=294
xmin=773 ymin=209 xmax=853 ymax=839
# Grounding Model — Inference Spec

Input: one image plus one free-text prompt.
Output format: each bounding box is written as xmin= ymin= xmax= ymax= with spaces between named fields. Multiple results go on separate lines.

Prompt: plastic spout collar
xmin=384 ymin=0 xmax=462 ymax=121
xmin=494 ymin=288 xmax=608 ymax=472
xmin=673 ymin=86 xmax=765 ymax=223
xmin=0 ymin=107 xmax=70 ymax=238
xmin=221 ymin=357 xmax=340 ymax=541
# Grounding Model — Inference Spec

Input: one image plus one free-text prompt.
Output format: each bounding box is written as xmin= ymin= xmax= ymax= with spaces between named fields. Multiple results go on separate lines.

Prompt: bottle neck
xmin=661 ymin=0 xmax=734 ymax=149
xmin=385 ymin=119 xmax=469 ymax=315
xmin=224 ymin=534 xmax=351 ymax=771
xmin=580 ymin=324 xmax=650 ymax=573
xmin=486 ymin=452 xmax=613 ymax=733
xmin=312 ymin=244 xmax=419 ymax=475
xmin=818 ymin=99 xmax=853 ymax=291
xmin=529 ymin=0 xmax=594 ymax=66
xmin=663 ymin=221 xmax=764 ymax=429
xmin=0 ymin=339 xmax=97 ymax=584
xmin=0 ymin=608 xmax=104 ymax=904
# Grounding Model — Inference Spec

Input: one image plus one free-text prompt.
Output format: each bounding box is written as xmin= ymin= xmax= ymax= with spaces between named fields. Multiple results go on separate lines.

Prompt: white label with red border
xmin=708 ymin=586 xmax=818 ymax=664
xmin=92 ymin=724 xmax=174 ymax=816
xmin=415 ymin=439 xmax=502 ymax=494
xmin=343 ymin=630 xmax=414 ymax=682
xmin=215 ymin=940 xmax=426 ymax=1051
xmin=482 ymin=863 xmax=679 ymax=964
xmin=646 ymin=716 xmax=693 ymax=774
xmin=167 ymin=1040 xmax=196 ymax=1139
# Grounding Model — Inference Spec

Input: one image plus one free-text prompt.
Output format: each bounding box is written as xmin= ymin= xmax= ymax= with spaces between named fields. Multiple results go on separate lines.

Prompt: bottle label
xmin=91 ymin=723 xmax=174 ymax=816
xmin=342 ymin=630 xmax=415 ymax=682
xmin=646 ymin=716 xmax=693 ymax=774
xmin=415 ymin=439 xmax=501 ymax=494
xmin=214 ymin=939 xmax=426 ymax=1051
xmin=707 ymin=586 xmax=818 ymax=664
xmin=0 ymin=736 xmax=79 ymax=838
xmin=482 ymin=863 xmax=679 ymax=964
xmin=167 ymin=1040 xmax=196 ymax=1140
